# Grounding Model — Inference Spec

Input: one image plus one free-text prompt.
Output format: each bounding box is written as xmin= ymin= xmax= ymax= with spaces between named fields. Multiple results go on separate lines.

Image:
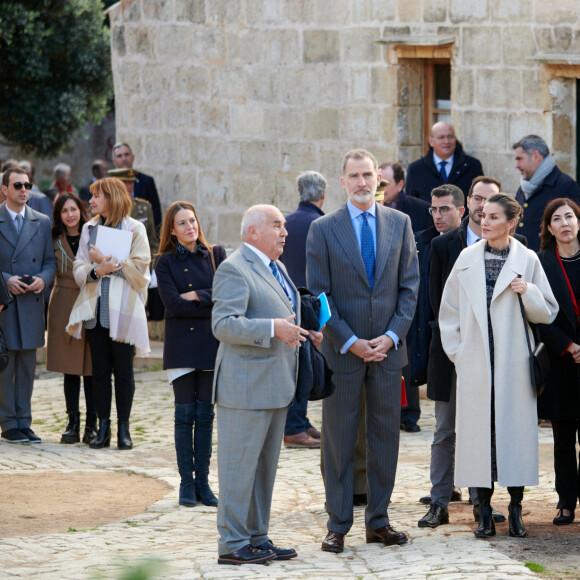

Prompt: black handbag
xmin=0 ymin=327 xmax=9 ymax=374
xmin=517 ymin=293 xmax=550 ymax=396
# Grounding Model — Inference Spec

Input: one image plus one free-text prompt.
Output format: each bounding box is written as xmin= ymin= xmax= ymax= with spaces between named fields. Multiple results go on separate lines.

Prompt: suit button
xmin=188 ymin=284 xmax=192 ymax=287
xmin=523 ymin=203 xmax=528 ymax=208
xmin=190 ymin=327 xmax=194 ymax=331
xmin=519 ymin=222 xmax=524 ymax=227
xmin=32 ymin=258 xmax=36 ymax=262
xmin=184 ymin=268 xmax=188 ymax=272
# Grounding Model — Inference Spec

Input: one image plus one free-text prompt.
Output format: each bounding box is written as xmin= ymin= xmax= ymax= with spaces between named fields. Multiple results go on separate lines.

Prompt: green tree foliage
xmin=0 ymin=0 xmax=113 ymax=157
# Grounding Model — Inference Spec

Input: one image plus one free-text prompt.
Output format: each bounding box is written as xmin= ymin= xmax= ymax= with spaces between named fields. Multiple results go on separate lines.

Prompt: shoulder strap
xmin=517 ymin=293 xmax=534 ymax=357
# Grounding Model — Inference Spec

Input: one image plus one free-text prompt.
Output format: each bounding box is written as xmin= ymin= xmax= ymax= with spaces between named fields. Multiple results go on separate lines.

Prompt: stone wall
xmin=109 ymin=0 xmax=580 ymax=247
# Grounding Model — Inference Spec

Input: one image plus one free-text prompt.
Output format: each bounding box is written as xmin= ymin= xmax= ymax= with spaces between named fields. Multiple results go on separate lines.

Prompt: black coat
xmin=155 ymin=244 xmax=227 ymax=370
xmin=395 ymin=192 xmax=432 ymax=233
xmin=134 ymin=172 xmax=162 ymax=231
xmin=280 ymin=202 xmax=324 ymax=288
xmin=515 ymin=166 xmax=580 ymax=252
xmin=403 ymin=225 xmax=438 ymax=386
xmin=405 ymin=142 xmax=484 ymax=202
xmin=537 ymin=247 xmax=580 ymax=420
xmin=427 ymin=218 xmax=528 ymax=401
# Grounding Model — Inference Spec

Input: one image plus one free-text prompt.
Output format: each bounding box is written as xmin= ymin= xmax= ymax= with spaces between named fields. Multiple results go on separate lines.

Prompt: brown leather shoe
xmin=284 ymin=431 xmax=320 ymax=448
xmin=321 ymin=531 xmax=345 ymax=553
xmin=306 ymin=426 xmax=321 ymax=439
xmin=366 ymin=525 xmax=408 ymax=546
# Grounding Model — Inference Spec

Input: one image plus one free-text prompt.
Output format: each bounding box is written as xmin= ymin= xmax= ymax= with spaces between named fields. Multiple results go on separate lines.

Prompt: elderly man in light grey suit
xmin=0 ymin=167 xmax=56 ymax=443
xmin=307 ymin=149 xmax=419 ymax=553
xmin=212 ymin=204 xmax=309 ymax=566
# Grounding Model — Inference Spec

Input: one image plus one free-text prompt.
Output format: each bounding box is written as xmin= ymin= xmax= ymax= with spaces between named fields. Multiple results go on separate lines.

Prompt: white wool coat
xmin=439 ymin=239 xmax=558 ymax=487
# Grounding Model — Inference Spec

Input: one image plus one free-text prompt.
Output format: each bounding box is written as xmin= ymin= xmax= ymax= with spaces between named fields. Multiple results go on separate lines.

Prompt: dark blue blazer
xmin=515 ymin=166 xmax=580 ymax=252
xmin=406 ymin=142 xmax=484 ymax=202
xmin=155 ymin=244 xmax=226 ymax=370
xmin=134 ymin=172 xmax=162 ymax=231
xmin=395 ymin=192 xmax=432 ymax=233
xmin=280 ymin=202 xmax=324 ymax=288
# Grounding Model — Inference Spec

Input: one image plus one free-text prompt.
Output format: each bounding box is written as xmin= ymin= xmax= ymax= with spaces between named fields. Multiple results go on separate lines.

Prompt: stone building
xmin=109 ymin=0 xmax=580 ymax=247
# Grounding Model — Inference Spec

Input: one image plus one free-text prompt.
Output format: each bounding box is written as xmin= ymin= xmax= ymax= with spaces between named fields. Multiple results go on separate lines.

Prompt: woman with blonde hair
xmin=68 ymin=178 xmax=150 ymax=450
xmin=155 ymin=201 xmax=226 ymax=506
xmin=440 ymin=193 xmax=558 ymax=539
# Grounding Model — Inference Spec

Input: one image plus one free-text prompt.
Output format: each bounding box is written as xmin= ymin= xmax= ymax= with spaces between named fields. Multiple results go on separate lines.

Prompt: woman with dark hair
xmin=46 ymin=194 xmax=96 ymax=443
xmin=537 ymin=198 xmax=580 ymax=525
xmin=440 ymin=193 xmax=558 ymax=539
xmin=67 ymin=178 xmax=150 ymax=450
xmin=155 ymin=201 xmax=226 ymax=507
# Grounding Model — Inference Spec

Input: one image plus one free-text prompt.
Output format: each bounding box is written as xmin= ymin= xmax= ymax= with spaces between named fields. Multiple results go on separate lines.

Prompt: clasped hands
xmin=89 ymin=244 xmax=123 ymax=277
xmin=6 ymin=275 xmax=45 ymax=295
xmin=349 ymin=335 xmax=394 ymax=362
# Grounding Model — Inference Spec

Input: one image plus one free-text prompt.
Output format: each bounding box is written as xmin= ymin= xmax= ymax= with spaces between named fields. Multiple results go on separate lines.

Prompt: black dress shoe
xmin=117 ymin=421 xmax=133 ymax=450
xmin=255 ymin=540 xmax=297 ymax=560
xmin=418 ymin=503 xmax=449 ymax=528
xmin=218 ymin=544 xmax=276 ymax=565
xmin=353 ymin=493 xmax=367 ymax=506
xmin=321 ymin=531 xmax=345 ymax=553
xmin=366 ymin=525 xmax=408 ymax=545
xmin=90 ymin=419 xmax=111 ymax=449
xmin=553 ymin=509 xmax=575 ymax=525
xmin=473 ymin=505 xmax=506 ymax=523
xmin=1 ymin=428 xmax=29 ymax=443
xmin=400 ymin=422 xmax=421 ymax=432
xmin=21 ymin=427 xmax=41 ymax=443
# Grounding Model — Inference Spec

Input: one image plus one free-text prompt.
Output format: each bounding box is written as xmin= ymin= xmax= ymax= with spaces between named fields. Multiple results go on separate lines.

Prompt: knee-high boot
xmin=508 ymin=486 xmax=527 ymax=537
xmin=474 ymin=486 xmax=496 ymax=538
xmin=194 ymin=401 xmax=218 ymax=507
xmin=175 ymin=402 xmax=196 ymax=507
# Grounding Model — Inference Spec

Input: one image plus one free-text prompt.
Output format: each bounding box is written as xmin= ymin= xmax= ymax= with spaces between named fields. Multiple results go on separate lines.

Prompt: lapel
xmin=330 ymin=205 xmax=369 ymax=288
xmin=374 ymin=205 xmax=395 ymax=284
xmin=491 ymin=239 xmax=527 ymax=304
xmin=12 ymin=206 xmax=40 ymax=260
xmin=456 ymin=241 xmax=488 ymax=340
xmin=0 ymin=203 xmax=20 ymax=249
xmin=242 ymin=244 xmax=293 ymax=315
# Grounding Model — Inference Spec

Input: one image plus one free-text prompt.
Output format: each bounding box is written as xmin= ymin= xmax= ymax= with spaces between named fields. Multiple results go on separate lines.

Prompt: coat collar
xmin=241 ymin=243 xmax=294 ymax=314
xmin=0 ymin=204 xmax=40 ymax=258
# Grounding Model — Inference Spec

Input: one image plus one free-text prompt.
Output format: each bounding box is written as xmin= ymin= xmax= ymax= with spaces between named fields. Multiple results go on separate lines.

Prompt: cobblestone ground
xmin=0 ymin=362 xmax=557 ymax=579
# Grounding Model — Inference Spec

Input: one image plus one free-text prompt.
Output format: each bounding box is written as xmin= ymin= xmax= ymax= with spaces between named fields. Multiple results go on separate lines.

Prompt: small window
xmin=423 ymin=61 xmax=451 ymax=153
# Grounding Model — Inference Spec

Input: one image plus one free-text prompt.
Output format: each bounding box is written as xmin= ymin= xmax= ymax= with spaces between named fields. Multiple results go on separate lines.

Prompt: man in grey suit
xmin=307 ymin=149 xmax=419 ymax=553
xmin=0 ymin=167 xmax=56 ymax=443
xmin=212 ymin=204 xmax=309 ymax=565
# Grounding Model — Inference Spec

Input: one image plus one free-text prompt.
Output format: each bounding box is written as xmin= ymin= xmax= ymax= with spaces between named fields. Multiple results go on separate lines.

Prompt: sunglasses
xmin=12 ymin=182 xmax=33 ymax=191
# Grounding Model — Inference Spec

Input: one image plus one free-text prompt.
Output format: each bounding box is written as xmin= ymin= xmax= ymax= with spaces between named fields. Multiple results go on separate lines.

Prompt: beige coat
xmin=46 ymin=235 xmax=92 ymax=375
xmin=439 ymin=239 xmax=558 ymax=487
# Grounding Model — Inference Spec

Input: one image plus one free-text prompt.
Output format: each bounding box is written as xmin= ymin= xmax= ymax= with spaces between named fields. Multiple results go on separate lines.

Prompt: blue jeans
xmin=284 ymin=398 xmax=312 ymax=436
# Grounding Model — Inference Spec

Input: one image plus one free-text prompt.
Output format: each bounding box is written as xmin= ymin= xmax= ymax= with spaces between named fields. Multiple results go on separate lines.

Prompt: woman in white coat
xmin=440 ymin=193 xmax=558 ymax=539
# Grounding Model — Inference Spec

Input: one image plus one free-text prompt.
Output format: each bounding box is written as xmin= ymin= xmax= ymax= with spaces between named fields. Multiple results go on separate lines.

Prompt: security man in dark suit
xmin=406 ymin=122 xmax=484 ymax=203
xmin=378 ymin=162 xmax=432 ymax=233
xmin=112 ymin=142 xmax=162 ymax=232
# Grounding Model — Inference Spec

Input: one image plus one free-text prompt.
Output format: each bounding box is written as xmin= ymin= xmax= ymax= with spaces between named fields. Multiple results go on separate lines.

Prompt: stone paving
xmin=0 ymin=361 xmax=557 ymax=579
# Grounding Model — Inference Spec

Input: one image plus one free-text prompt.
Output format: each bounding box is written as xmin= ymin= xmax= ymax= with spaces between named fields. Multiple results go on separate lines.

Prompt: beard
xmin=351 ymin=191 xmax=374 ymax=204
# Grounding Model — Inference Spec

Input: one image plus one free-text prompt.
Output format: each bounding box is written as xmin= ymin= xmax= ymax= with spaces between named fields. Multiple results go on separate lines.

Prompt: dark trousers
xmin=86 ymin=322 xmax=135 ymax=422
xmin=64 ymin=374 xmax=95 ymax=416
xmin=284 ymin=397 xmax=312 ymax=436
xmin=552 ymin=419 xmax=580 ymax=511
xmin=400 ymin=382 xmax=421 ymax=426
xmin=172 ymin=370 xmax=213 ymax=404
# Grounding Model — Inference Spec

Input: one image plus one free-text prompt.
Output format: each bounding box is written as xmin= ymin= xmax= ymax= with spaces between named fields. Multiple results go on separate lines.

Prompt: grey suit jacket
xmin=0 ymin=203 xmax=56 ymax=350
xmin=211 ymin=244 xmax=300 ymax=410
xmin=306 ymin=203 xmax=419 ymax=373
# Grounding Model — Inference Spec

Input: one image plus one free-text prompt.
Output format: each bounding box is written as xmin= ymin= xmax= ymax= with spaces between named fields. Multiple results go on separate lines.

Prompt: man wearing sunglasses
xmin=0 ymin=167 xmax=56 ymax=443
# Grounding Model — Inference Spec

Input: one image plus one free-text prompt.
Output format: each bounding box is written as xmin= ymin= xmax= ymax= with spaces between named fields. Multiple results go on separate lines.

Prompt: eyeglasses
xmin=12 ymin=182 xmax=33 ymax=191
xmin=469 ymin=195 xmax=486 ymax=204
xmin=428 ymin=206 xmax=453 ymax=216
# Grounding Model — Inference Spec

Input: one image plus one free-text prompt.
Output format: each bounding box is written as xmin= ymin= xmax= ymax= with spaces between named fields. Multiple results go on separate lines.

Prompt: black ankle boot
xmin=60 ymin=412 xmax=81 ymax=444
xmin=82 ymin=413 xmax=98 ymax=444
xmin=90 ymin=419 xmax=111 ymax=449
xmin=194 ymin=401 xmax=218 ymax=507
xmin=117 ymin=421 xmax=133 ymax=450
xmin=508 ymin=486 xmax=527 ymax=537
xmin=474 ymin=487 xmax=496 ymax=538
xmin=175 ymin=403 xmax=196 ymax=507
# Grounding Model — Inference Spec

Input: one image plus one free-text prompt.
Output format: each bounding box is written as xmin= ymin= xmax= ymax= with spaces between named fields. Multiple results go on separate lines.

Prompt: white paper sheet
xmin=94 ymin=225 xmax=132 ymax=262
